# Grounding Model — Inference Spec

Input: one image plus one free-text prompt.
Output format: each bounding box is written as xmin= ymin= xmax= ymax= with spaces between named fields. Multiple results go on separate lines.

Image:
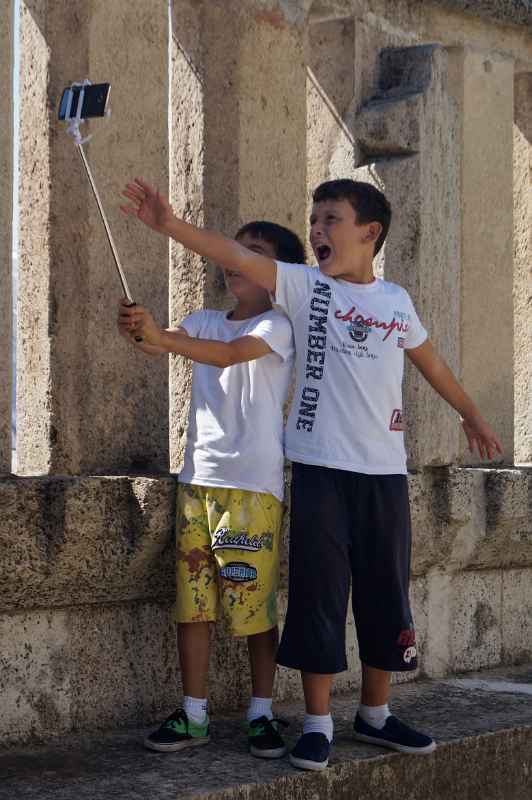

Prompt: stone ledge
xmin=1 ymin=468 xmax=531 ymax=611
xmin=430 ymin=0 xmax=532 ymax=29
xmin=1 ymin=664 xmax=532 ymax=800
xmin=0 ymin=476 xmax=176 ymax=610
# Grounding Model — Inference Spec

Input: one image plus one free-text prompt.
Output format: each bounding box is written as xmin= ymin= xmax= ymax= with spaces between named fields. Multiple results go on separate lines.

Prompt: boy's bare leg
xmin=247 ymin=626 xmax=279 ymax=697
xmin=302 ymin=671 xmax=334 ymax=714
xmin=360 ymin=664 xmax=391 ymax=706
xmin=178 ymin=621 xmax=211 ymax=698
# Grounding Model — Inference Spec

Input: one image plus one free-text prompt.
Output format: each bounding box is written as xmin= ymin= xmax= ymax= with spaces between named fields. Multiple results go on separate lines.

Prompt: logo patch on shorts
xmin=389 ymin=409 xmax=404 ymax=431
xmin=220 ymin=562 xmax=257 ymax=583
xmin=212 ymin=528 xmax=272 ymax=552
xmin=403 ymin=646 xmax=417 ymax=664
xmin=397 ymin=337 xmax=405 ymax=349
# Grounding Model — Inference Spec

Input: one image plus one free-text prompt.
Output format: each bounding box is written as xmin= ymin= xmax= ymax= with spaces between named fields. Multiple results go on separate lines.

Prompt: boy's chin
xmin=318 ymin=259 xmax=340 ymax=275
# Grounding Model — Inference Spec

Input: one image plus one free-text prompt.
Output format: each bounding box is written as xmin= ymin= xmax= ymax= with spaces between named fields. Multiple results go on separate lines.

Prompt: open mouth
xmin=226 ymin=270 xmax=241 ymax=278
xmin=316 ymin=244 xmax=332 ymax=262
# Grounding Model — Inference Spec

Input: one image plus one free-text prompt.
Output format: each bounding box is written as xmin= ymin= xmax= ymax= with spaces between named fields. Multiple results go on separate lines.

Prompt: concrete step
xmin=1 ymin=665 xmax=532 ymax=800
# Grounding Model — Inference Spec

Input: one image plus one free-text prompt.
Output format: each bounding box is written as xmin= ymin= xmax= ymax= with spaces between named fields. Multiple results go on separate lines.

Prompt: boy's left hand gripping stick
xmin=63 ymin=80 xmax=143 ymax=342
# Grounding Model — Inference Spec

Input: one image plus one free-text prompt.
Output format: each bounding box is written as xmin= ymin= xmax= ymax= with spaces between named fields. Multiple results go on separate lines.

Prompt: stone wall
xmin=0 ymin=5 xmax=13 ymax=474
xmin=2 ymin=0 xmax=531 ymax=747
xmin=1 ymin=467 xmax=531 ymax=745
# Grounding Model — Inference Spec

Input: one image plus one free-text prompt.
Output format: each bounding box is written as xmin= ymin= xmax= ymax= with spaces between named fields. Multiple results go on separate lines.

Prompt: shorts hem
xmin=360 ymin=656 xmax=418 ymax=673
xmin=229 ymin=620 xmax=278 ymax=638
xmin=276 ymin=655 xmax=348 ymax=674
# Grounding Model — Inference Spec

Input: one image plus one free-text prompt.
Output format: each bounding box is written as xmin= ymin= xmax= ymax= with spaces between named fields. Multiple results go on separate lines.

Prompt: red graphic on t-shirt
xmin=389 ymin=409 xmax=404 ymax=431
xmin=335 ymin=306 xmax=410 ymax=341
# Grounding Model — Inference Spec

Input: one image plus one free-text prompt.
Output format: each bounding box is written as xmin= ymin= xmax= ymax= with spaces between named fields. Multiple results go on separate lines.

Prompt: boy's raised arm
xmin=120 ymin=178 xmax=277 ymax=292
xmin=407 ymin=338 xmax=503 ymax=461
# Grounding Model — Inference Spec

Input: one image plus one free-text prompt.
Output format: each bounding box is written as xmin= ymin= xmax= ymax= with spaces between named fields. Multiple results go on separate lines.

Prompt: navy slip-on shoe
xmin=353 ymin=714 xmax=436 ymax=754
xmin=289 ymin=732 xmax=331 ymax=771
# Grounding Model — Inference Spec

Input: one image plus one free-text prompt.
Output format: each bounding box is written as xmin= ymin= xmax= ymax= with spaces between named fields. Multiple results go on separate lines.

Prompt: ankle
xmin=183 ymin=695 xmax=208 ymax=725
xmin=246 ymin=696 xmax=273 ymax=722
xmin=303 ymin=713 xmax=334 ymax=743
xmin=358 ymin=703 xmax=391 ymax=730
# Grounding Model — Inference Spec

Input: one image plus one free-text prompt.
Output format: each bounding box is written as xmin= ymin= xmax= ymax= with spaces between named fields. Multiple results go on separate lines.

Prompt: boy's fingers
xmin=120 ymin=204 xmax=139 ymax=217
xmin=124 ymin=184 xmax=146 ymax=200
xmin=134 ymin=177 xmax=155 ymax=195
xmin=122 ymin=189 xmax=142 ymax=204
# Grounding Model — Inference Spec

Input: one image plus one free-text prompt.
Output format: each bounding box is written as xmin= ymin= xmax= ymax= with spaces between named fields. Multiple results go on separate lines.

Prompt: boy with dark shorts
xmin=120 ymin=177 xmax=502 ymax=770
xmin=118 ymin=219 xmax=305 ymax=759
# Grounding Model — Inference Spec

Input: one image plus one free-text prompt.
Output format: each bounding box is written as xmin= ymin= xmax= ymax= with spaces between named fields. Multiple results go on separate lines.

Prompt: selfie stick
xmin=64 ymin=80 xmax=142 ymax=340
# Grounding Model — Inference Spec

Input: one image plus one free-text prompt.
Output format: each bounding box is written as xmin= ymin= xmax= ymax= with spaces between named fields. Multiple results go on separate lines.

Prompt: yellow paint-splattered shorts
xmin=176 ymin=483 xmax=283 ymax=636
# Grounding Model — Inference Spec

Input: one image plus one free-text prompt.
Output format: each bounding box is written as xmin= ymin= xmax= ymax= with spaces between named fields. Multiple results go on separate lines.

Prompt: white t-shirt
xmin=274 ymin=262 xmax=428 ymax=475
xmin=178 ymin=309 xmax=294 ymax=501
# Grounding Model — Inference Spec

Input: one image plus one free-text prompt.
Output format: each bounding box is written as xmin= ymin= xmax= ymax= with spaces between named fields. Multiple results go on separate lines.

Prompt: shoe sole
xmin=250 ymin=745 xmax=288 ymax=759
xmin=143 ymin=735 xmax=210 ymax=753
xmin=353 ymin=732 xmax=436 ymax=755
xmin=289 ymin=754 xmax=329 ymax=771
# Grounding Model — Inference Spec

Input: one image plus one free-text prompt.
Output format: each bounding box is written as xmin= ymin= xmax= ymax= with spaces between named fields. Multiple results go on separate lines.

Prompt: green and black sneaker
xmin=144 ymin=708 xmax=210 ymax=753
xmin=248 ymin=716 xmax=288 ymax=759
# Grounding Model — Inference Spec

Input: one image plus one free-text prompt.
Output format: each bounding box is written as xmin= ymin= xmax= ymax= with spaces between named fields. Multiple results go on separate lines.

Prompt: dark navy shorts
xmin=277 ymin=462 xmax=418 ymax=674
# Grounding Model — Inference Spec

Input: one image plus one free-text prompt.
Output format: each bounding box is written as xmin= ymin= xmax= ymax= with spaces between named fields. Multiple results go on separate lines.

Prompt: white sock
xmin=246 ymin=696 xmax=273 ymax=722
xmin=303 ymin=713 xmax=334 ymax=743
xmin=358 ymin=703 xmax=391 ymax=730
xmin=183 ymin=695 xmax=208 ymax=724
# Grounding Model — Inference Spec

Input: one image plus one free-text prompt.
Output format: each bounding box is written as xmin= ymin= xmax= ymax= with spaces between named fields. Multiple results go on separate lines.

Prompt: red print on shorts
xmin=397 ymin=629 xmax=416 ymax=647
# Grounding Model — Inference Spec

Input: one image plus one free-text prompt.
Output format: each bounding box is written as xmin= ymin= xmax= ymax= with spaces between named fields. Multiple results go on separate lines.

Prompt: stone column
xmin=169 ymin=0 xmax=308 ymax=471
xmin=0 ymin=6 xmax=13 ymax=473
xmin=354 ymin=44 xmax=461 ymax=468
xmin=513 ymin=72 xmax=532 ymax=465
xmin=306 ymin=14 xmax=355 ymax=193
xmin=16 ymin=0 xmax=169 ymax=475
xmin=448 ymin=48 xmax=515 ymax=463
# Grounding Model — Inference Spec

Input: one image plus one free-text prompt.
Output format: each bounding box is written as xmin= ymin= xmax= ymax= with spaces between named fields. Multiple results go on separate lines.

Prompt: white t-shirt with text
xmin=274 ymin=262 xmax=427 ymax=475
xmin=178 ymin=309 xmax=294 ymax=501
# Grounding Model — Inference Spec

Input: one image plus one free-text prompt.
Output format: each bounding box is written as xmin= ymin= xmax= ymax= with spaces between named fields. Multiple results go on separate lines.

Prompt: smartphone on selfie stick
xmin=58 ymin=81 xmax=142 ymax=341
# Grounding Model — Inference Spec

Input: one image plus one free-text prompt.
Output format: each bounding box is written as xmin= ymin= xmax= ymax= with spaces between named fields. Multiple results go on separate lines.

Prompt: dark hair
xmin=312 ymin=179 xmax=391 ymax=256
xmin=236 ymin=221 xmax=306 ymax=264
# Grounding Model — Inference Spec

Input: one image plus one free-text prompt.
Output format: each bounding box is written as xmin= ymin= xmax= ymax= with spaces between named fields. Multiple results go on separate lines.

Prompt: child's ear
xmin=365 ymin=222 xmax=382 ymax=243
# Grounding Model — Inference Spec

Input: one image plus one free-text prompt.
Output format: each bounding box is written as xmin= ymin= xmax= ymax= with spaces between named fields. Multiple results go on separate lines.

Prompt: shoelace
xmin=163 ymin=708 xmax=189 ymax=730
xmin=250 ymin=716 xmax=289 ymax=736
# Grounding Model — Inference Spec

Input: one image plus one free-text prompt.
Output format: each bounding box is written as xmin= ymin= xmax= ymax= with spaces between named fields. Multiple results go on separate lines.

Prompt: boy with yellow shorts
xmin=118 ymin=216 xmax=304 ymax=758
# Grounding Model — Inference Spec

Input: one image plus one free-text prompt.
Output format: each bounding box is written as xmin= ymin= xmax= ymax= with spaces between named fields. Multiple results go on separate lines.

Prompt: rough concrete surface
xmin=430 ymin=0 xmax=532 ymax=28
xmin=1 ymin=665 xmax=532 ymax=800
xmin=0 ymin=4 xmax=13 ymax=473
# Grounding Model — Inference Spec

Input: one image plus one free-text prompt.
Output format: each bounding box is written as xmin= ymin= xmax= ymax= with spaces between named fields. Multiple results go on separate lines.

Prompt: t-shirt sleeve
xmin=178 ymin=310 xmax=207 ymax=338
xmin=273 ymin=261 xmax=315 ymax=320
xmin=246 ymin=313 xmax=294 ymax=362
xmin=403 ymin=293 xmax=428 ymax=349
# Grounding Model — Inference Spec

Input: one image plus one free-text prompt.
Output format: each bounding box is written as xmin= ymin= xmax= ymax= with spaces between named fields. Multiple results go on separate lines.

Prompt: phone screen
xmin=58 ymin=83 xmax=111 ymax=120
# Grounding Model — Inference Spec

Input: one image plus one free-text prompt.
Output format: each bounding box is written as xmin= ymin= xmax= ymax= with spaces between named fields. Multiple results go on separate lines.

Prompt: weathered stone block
xmin=0 ymin=602 xmax=178 ymax=746
xmin=449 ymin=571 xmax=503 ymax=673
xmin=0 ymin=477 xmax=176 ymax=611
xmin=502 ymin=569 xmax=532 ymax=664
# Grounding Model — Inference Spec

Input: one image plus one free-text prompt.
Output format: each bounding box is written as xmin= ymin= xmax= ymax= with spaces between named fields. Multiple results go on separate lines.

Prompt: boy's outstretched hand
xmin=120 ymin=178 xmax=174 ymax=234
xmin=461 ymin=414 xmax=503 ymax=461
